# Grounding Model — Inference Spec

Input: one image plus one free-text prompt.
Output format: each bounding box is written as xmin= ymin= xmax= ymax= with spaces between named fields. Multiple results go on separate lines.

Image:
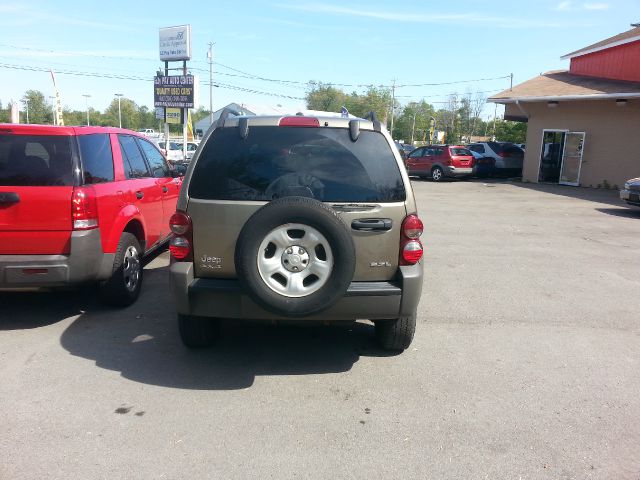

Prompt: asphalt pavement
xmin=1 ymin=180 xmax=639 ymax=479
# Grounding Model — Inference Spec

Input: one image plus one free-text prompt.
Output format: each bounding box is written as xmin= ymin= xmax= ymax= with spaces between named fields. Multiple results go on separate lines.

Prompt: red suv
xmin=0 ymin=124 xmax=182 ymax=305
xmin=405 ymin=145 xmax=474 ymax=182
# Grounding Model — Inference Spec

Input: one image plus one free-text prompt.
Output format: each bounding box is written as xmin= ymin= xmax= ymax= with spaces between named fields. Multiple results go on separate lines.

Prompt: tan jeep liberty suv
xmin=169 ymin=111 xmax=424 ymax=351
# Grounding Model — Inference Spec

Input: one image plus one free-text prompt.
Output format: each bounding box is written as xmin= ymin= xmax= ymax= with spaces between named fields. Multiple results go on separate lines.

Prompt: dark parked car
xmin=620 ymin=177 xmax=640 ymax=207
xmin=470 ymin=150 xmax=496 ymax=178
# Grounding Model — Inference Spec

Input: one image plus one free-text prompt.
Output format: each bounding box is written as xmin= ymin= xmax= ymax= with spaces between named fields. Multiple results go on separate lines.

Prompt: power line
xmin=0 ymin=62 xmax=305 ymax=101
xmin=0 ymin=43 xmax=512 ymax=91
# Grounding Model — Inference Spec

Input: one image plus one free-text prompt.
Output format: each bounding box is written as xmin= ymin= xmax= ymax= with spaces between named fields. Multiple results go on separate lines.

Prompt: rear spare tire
xmin=235 ymin=196 xmax=355 ymax=317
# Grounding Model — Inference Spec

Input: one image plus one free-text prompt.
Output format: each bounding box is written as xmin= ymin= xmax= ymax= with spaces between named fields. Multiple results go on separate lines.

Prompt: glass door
xmin=559 ymin=132 xmax=585 ymax=186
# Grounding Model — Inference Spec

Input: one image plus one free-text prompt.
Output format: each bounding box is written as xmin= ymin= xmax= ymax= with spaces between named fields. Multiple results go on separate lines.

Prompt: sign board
xmin=155 ymin=107 xmax=165 ymax=120
xmin=154 ymin=75 xmax=196 ymax=108
xmin=166 ymin=108 xmax=182 ymax=124
xmin=159 ymin=25 xmax=192 ymax=61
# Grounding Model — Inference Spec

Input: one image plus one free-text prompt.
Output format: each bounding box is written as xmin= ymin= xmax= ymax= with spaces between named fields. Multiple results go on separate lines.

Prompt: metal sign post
xmin=156 ymin=25 xmax=198 ymax=163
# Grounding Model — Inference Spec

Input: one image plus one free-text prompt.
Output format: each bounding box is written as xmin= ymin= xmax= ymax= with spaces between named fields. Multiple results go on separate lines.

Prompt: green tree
xmin=306 ymin=83 xmax=392 ymax=125
xmin=344 ymin=86 xmax=393 ymax=122
xmin=137 ymin=105 xmax=156 ymax=129
xmin=21 ymin=90 xmax=52 ymax=124
xmin=0 ymin=101 xmax=9 ymax=123
xmin=102 ymin=97 xmax=140 ymax=129
xmin=393 ymin=101 xmax=435 ymax=144
xmin=191 ymin=106 xmax=211 ymax=124
xmin=305 ymin=82 xmax=346 ymax=113
xmin=494 ymin=119 xmax=527 ymax=143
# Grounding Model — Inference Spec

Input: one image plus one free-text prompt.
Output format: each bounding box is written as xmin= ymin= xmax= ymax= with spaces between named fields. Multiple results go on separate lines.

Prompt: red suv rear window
xmin=449 ymin=147 xmax=472 ymax=156
xmin=0 ymin=134 xmax=74 ymax=186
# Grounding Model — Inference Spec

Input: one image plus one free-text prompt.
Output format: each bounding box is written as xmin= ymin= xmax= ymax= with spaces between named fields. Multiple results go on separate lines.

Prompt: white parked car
xmin=175 ymin=141 xmax=200 ymax=161
xmin=158 ymin=141 xmax=185 ymax=163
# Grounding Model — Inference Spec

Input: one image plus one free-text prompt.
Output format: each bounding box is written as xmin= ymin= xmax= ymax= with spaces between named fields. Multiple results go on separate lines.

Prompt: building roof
xmin=488 ymin=70 xmax=640 ymax=103
xmin=561 ymin=26 xmax=640 ymax=60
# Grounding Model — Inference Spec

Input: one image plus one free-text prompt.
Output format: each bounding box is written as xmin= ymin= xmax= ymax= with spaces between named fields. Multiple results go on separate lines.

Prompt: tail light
xmin=400 ymin=214 xmax=424 ymax=265
xmin=278 ymin=116 xmax=320 ymax=127
xmin=71 ymin=187 xmax=98 ymax=230
xmin=169 ymin=211 xmax=193 ymax=261
xmin=498 ymin=151 xmax=506 ymax=157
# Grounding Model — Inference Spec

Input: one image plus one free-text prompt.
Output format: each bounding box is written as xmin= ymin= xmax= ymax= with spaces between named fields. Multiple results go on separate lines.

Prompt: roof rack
xmin=364 ymin=111 xmax=381 ymax=132
xmin=216 ymin=108 xmax=243 ymax=128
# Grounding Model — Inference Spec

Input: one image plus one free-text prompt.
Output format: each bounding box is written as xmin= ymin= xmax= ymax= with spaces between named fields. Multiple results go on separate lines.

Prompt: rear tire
xmin=100 ymin=232 xmax=143 ymax=307
xmin=374 ymin=313 xmax=416 ymax=351
xmin=431 ymin=166 xmax=444 ymax=182
xmin=178 ymin=314 xmax=221 ymax=348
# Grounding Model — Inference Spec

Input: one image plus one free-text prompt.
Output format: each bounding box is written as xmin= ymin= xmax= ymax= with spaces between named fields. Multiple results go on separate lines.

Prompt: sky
xmin=1 ymin=0 xmax=639 ymax=120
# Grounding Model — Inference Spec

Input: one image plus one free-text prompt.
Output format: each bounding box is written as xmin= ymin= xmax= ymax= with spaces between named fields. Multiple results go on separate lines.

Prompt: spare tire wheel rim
xmin=256 ymin=223 xmax=334 ymax=298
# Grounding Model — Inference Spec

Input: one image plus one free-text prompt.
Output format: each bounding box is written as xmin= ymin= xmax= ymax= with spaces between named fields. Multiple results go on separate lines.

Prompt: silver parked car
xmin=620 ymin=177 xmax=640 ymax=207
xmin=169 ymin=111 xmax=424 ymax=351
xmin=468 ymin=142 xmax=524 ymax=177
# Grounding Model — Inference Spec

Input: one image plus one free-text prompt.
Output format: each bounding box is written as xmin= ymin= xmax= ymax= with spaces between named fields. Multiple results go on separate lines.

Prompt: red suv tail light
xmin=71 ymin=187 xmax=98 ymax=230
xmin=169 ymin=211 xmax=193 ymax=261
xmin=400 ymin=214 xmax=424 ymax=265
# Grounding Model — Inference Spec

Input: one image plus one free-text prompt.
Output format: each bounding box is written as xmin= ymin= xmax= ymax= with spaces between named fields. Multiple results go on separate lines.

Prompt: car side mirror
xmin=172 ymin=165 xmax=186 ymax=177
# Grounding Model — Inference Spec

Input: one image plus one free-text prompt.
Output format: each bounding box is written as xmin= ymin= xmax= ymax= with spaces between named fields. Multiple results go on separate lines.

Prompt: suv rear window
xmin=449 ymin=147 xmax=472 ymax=156
xmin=0 ymin=134 xmax=74 ymax=186
xmin=488 ymin=142 xmax=522 ymax=155
xmin=189 ymin=126 xmax=406 ymax=202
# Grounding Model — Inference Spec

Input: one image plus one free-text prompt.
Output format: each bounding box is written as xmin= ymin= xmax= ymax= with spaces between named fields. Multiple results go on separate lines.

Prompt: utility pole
xmin=82 ymin=94 xmax=91 ymax=126
xmin=390 ymin=79 xmax=396 ymax=139
xmin=49 ymin=96 xmax=56 ymax=125
xmin=208 ymin=42 xmax=214 ymax=125
xmin=410 ymin=110 xmax=417 ymax=145
xmin=492 ymin=103 xmax=498 ymax=140
xmin=510 ymin=73 xmax=513 ymax=91
xmin=115 ymin=93 xmax=124 ymax=128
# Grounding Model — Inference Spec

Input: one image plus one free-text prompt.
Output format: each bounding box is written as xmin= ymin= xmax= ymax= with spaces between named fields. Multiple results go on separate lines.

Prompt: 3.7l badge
xmin=370 ymin=261 xmax=392 ymax=268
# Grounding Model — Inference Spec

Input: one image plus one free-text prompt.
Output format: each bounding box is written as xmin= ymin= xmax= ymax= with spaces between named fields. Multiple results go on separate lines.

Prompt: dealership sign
xmin=159 ymin=25 xmax=192 ymax=61
xmin=154 ymin=75 xmax=197 ymax=108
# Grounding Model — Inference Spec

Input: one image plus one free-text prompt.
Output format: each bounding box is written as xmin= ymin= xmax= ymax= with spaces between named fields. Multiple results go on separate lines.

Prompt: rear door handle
xmin=0 ymin=192 xmax=20 ymax=205
xmin=135 ymin=191 xmax=144 ymax=199
xmin=351 ymin=218 xmax=393 ymax=231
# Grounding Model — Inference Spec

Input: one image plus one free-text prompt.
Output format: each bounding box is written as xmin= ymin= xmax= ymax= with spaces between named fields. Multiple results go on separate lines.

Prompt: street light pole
xmin=49 ymin=96 xmax=56 ymax=125
xmin=115 ymin=93 xmax=124 ymax=128
xmin=208 ymin=42 xmax=214 ymax=125
xmin=82 ymin=94 xmax=91 ymax=126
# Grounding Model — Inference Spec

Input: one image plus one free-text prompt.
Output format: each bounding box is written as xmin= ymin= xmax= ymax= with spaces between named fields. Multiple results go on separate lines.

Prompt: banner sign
xmin=154 ymin=75 xmax=195 ymax=108
xmin=159 ymin=25 xmax=192 ymax=61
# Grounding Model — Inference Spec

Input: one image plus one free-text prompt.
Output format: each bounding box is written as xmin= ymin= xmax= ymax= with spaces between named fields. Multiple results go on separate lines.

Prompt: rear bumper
xmin=0 ymin=229 xmax=114 ymax=288
xmin=621 ymin=189 xmax=640 ymax=206
xmin=445 ymin=166 xmax=473 ymax=177
xmin=170 ymin=262 xmax=424 ymax=320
